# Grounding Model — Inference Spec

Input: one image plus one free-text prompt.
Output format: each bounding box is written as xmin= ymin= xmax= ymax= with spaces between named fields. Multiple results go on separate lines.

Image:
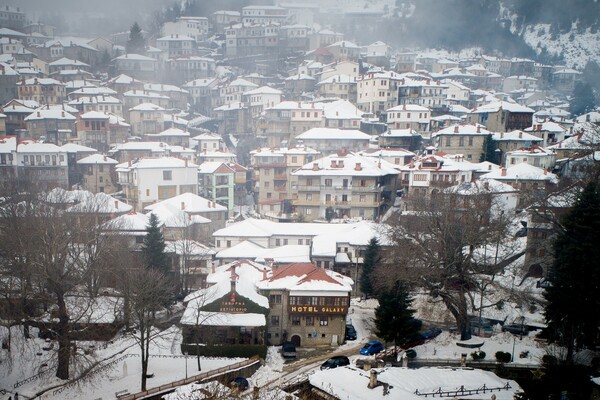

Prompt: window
xmin=270 ymin=316 xmax=280 ymax=326
xmin=291 ymin=316 xmax=301 ymax=326
xmin=445 ymin=137 xmax=451 ymax=146
xmin=269 ymin=294 xmax=282 ymax=304
xmin=319 ymin=316 xmax=328 ymax=326
xmin=163 ymin=170 xmax=172 ymax=180
xmin=468 ymin=137 xmax=474 ymax=146
xmin=459 ymin=137 xmax=465 ymax=147
xmin=305 ymin=316 xmax=314 ymax=326
xmin=324 ymin=179 xmax=332 ymax=187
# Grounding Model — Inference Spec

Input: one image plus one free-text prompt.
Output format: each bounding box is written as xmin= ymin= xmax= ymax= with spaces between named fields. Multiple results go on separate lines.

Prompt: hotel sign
xmin=288 ymin=305 xmax=348 ymax=314
xmin=220 ymin=300 xmax=247 ymax=313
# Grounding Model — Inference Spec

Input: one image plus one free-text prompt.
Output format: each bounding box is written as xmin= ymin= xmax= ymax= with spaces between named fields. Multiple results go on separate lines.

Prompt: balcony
xmin=273 ymin=173 xmax=287 ymax=181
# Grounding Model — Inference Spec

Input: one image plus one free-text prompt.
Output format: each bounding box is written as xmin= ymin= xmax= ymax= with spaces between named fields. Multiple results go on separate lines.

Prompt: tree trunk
xmin=56 ymin=292 xmax=70 ymax=380
xmin=140 ymin=327 xmax=147 ymax=391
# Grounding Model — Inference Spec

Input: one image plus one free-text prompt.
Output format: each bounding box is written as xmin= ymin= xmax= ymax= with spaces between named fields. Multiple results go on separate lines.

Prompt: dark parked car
xmin=360 ymin=341 xmax=384 ymax=355
xmin=281 ymin=341 xmax=297 ymax=358
xmin=420 ymin=327 xmax=442 ymax=340
xmin=230 ymin=377 xmax=249 ymax=391
xmin=400 ymin=334 xmax=426 ymax=349
xmin=502 ymin=323 xmax=530 ymax=335
xmin=320 ymin=356 xmax=350 ymax=370
xmin=345 ymin=325 xmax=357 ymax=341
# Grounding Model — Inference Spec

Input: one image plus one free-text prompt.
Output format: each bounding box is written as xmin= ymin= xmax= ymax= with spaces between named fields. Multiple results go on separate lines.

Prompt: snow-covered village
xmin=0 ymin=0 xmax=599 ymax=399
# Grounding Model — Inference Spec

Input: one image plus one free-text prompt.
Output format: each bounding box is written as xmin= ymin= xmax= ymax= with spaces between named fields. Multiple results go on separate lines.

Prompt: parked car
xmin=345 ymin=325 xmax=357 ymax=341
xmin=230 ymin=377 xmax=249 ymax=391
xmin=421 ymin=327 xmax=442 ymax=340
xmin=502 ymin=323 xmax=530 ymax=335
xmin=320 ymin=356 xmax=350 ymax=370
xmin=360 ymin=341 xmax=384 ymax=355
xmin=400 ymin=334 xmax=426 ymax=350
xmin=281 ymin=341 xmax=297 ymax=358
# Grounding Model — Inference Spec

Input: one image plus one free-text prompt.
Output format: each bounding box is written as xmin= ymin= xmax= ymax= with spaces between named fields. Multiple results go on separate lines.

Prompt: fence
xmin=118 ymin=356 xmax=262 ymax=400
xmin=414 ymin=382 xmax=512 ymax=397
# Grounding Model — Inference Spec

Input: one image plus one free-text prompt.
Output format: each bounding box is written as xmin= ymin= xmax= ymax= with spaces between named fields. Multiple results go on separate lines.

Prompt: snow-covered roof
xmin=492 ymin=130 xmax=542 ymax=142
xmin=114 ymin=53 xmax=156 ymax=62
xmin=146 ymin=203 xmax=211 ymax=228
xmin=102 ymin=211 xmax=153 ymax=233
xmin=256 ymin=262 xmax=352 ymax=293
xmin=66 ymin=192 xmax=132 ymax=214
xmin=480 ymin=163 xmax=558 ymax=183
xmin=129 ymin=102 xmax=165 ymax=112
xmin=145 ymin=127 xmax=190 ymax=138
xmin=119 ymin=157 xmax=197 ymax=170
xmin=216 ymin=240 xmax=266 ymax=260
xmin=254 ymin=245 xmax=311 ymax=264
xmin=145 ymin=192 xmax=227 ymax=213
xmin=165 ymin=240 xmax=216 ymax=256
xmin=471 ymin=101 xmax=534 ymax=114
xmin=24 ymin=108 xmax=76 ymax=121
xmin=243 ymin=85 xmax=282 ymax=95
xmin=17 ymin=141 xmax=67 ymax=153
xmin=77 ymin=154 xmax=118 ymax=165
xmin=295 ymin=127 xmax=370 ymax=140
xmin=381 ymin=128 xmax=420 ymax=138
xmin=311 ymin=221 xmax=391 ymax=258
xmin=433 ymin=123 xmax=489 ymax=137
xmin=293 ymin=152 xmax=399 ymax=178
xmin=60 ymin=143 xmax=97 ymax=153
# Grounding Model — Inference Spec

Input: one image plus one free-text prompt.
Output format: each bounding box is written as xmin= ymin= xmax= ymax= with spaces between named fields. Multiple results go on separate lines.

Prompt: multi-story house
xmin=432 ymin=123 xmax=490 ymax=162
xmin=277 ymin=24 xmax=310 ymax=52
xmin=356 ymin=71 xmax=403 ymax=115
xmin=250 ymin=146 xmax=319 ymax=217
xmin=128 ymin=103 xmax=166 ymax=137
xmin=502 ymin=75 xmax=538 ymax=93
xmin=24 ymin=108 xmax=77 ymax=145
xmin=467 ymin=101 xmax=534 ymax=133
xmin=162 ymin=16 xmax=208 ymax=42
xmin=397 ymin=77 xmax=448 ymax=112
xmin=156 ymin=34 xmax=196 ymax=59
xmin=504 ymin=146 xmax=557 ymax=170
xmin=113 ymin=53 xmax=158 ymax=81
xmin=14 ymin=140 xmax=69 ymax=189
xmin=241 ymin=5 xmax=288 ymax=24
xmin=197 ymin=161 xmax=236 ymax=210
xmin=261 ymin=101 xmax=324 ymax=147
xmin=2 ymin=99 xmax=35 ymax=135
xmin=17 ymin=77 xmax=66 ymax=104
xmin=395 ymin=52 xmax=417 ymax=73
xmin=326 ymin=41 xmax=361 ymax=62
xmin=378 ymin=128 xmax=422 ymax=151
xmin=76 ymin=111 xmax=111 ymax=151
xmin=0 ymin=62 xmax=19 ymax=105
xmin=47 ymin=57 xmax=90 ymax=75
xmin=242 ymin=86 xmax=283 ymax=119
xmin=316 ymin=74 xmax=357 ymax=102
xmin=77 ymin=153 xmax=118 ymax=194
xmin=524 ymin=120 xmax=569 ymax=147
xmin=211 ymin=10 xmax=241 ymax=34
xmin=144 ymin=127 xmax=190 ymax=147
xmin=397 ymin=155 xmax=478 ymax=198
xmin=0 ymin=5 xmax=26 ymax=30
xmin=492 ymin=130 xmax=542 ymax=160
xmin=166 ymin=56 xmax=216 ymax=85
xmin=225 ymin=23 xmax=280 ymax=58
xmin=294 ymin=127 xmax=371 ymax=155
xmin=309 ymin=29 xmax=344 ymax=50
xmin=385 ymin=104 xmax=431 ymax=132
xmin=68 ymin=95 xmax=123 ymax=117
xmin=117 ymin=156 xmax=198 ymax=210
xmin=191 ymin=132 xmax=222 ymax=152
xmin=257 ymin=262 xmax=352 ymax=347
xmin=292 ymin=150 xmax=400 ymax=221
xmin=183 ymin=77 xmax=218 ymax=115
xmin=480 ymin=163 xmax=558 ymax=208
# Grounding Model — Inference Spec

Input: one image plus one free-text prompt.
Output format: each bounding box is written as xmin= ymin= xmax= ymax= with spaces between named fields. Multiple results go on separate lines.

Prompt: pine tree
xmin=544 ymin=182 xmax=600 ymax=362
xmin=569 ymin=81 xmax=596 ymax=117
xmin=480 ymin=134 xmax=499 ymax=164
xmin=374 ymin=281 xmax=418 ymax=350
xmin=126 ymin=22 xmax=145 ymax=54
xmin=142 ymin=213 xmax=169 ymax=274
xmin=360 ymin=238 xmax=380 ymax=297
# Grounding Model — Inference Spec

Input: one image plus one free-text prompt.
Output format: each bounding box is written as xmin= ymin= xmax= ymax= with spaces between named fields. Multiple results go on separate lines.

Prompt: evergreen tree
xmin=569 ymin=81 xmax=596 ymax=117
xmin=480 ymin=134 xmax=500 ymax=164
xmin=126 ymin=22 xmax=145 ymax=54
xmin=142 ymin=213 xmax=169 ymax=274
xmin=544 ymin=182 xmax=600 ymax=362
xmin=374 ymin=281 xmax=419 ymax=350
xmin=360 ymin=238 xmax=380 ymax=297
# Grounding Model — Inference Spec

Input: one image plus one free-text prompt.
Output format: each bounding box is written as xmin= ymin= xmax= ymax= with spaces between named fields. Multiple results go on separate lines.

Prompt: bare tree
xmin=0 ymin=188 xmax=125 ymax=380
xmin=379 ymin=189 xmax=523 ymax=340
xmin=126 ymin=266 xmax=173 ymax=391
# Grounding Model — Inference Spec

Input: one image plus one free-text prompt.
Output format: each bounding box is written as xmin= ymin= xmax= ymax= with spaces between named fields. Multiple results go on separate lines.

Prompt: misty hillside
xmin=345 ymin=0 xmax=600 ymax=68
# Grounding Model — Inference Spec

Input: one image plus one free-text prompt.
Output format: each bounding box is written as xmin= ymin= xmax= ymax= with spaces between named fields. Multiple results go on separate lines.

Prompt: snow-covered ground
xmin=0 ymin=325 xmax=244 ymax=399
xmin=411 ymin=331 xmax=547 ymax=365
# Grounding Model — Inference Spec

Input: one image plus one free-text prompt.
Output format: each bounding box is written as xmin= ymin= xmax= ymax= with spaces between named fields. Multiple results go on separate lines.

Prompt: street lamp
xmin=184 ymin=351 xmax=188 ymax=379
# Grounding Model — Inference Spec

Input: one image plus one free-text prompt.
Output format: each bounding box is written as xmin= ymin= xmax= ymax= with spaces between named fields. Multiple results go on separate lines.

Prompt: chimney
xmin=409 ymin=159 xmax=414 ymax=168
xmin=544 ymin=169 xmax=548 ymax=175
xmin=368 ymin=369 xmax=378 ymax=389
xmin=338 ymin=160 xmax=344 ymax=168
xmin=312 ymin=162 xmax=319 ymax=171
xmin=181 ymin=201 xmax=185 ymax=210
xmin=330 ymin=160 xmax=337 ymax=168
xmin=185 ymin=158 xmax=188 ymax=167
xmin=483 ymin=181 xmax=489 ymax=190
xmin=114 ymin=200 xmax=119 ymax=209
xmin=476 ymin=126 xmax=481 ymax=133
xmin=500 ymin=132 xmax=504 ymax=139
xmin=61 ymin=111 xmax=65 ymax=117
xmin=454 ymin=125 xmax=459 ymax=133
xmin=354 ymin=162 xmax=362 ymax=171
xmin=103 ymin=156 xmax=107 ymax=162
xmin=211 ymin=262 xmax=216 ymax=273
xmin=230 ymin=265 xmax=237 ymax=293
xmin=501 ymin=167 xmax=507 ymax=176
xmin=37 ymin=111 xmax=41 ymax=117
xmin=488 ymin=164 xmax=492 ymax=170
xmin=519 ymin=131 xmax=522 ymax=139
xmin=262 ymin=268 xmax=268 ymax=280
